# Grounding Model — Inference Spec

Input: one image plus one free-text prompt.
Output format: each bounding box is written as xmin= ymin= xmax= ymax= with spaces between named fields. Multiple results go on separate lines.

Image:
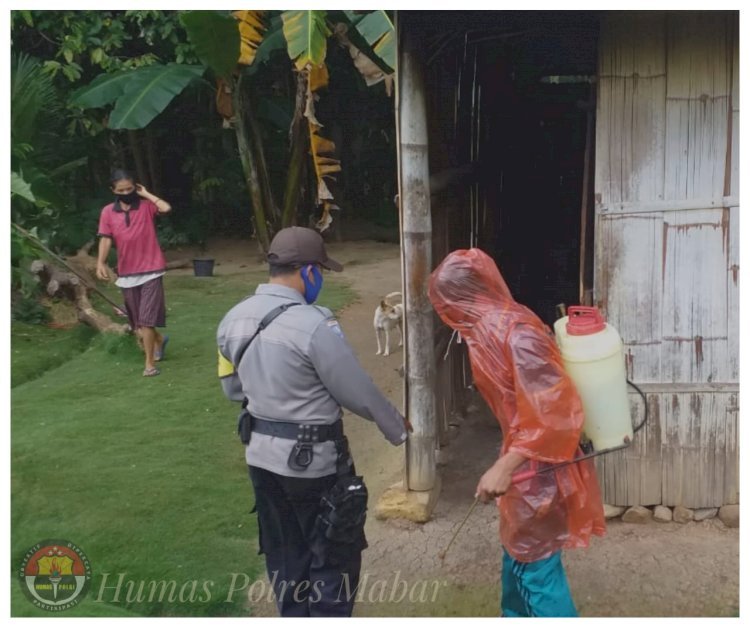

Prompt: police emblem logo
xmin=18 ymin=540 xmax=92 ymax=612
xmin=327 ymin=319 xmax=345 ymax=339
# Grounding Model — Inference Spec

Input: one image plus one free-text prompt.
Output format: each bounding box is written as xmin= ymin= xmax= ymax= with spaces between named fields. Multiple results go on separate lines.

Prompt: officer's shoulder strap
xmin=234 ymin=301 xmax=300 ymax=369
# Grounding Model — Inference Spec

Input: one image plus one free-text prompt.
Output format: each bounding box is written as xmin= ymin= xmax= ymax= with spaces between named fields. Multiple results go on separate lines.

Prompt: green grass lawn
xmin=11 ymin=322 xmax=96 ymax=388
xmin=11 ymin=271 xmax=356 ymax=617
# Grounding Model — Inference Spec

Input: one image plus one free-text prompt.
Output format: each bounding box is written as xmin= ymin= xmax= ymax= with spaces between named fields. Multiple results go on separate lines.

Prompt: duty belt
xmin=249 ymin=416 xmax=345 ymax=471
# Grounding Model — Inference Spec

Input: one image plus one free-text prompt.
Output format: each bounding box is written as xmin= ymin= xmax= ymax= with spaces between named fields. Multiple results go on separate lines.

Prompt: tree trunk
xmin=107 ymin=134 xmax=126 ymax=172
xmin=75 ymin=285 xmax=129 ymax=334
xmin=232 ymin=74 xmax=271 ymax=252
xmin=328 ymin=120 xmax=345 ymax=242
xmin=399 ymin=20 xmax=437 ymax=492
xmin=65 ymin=246 xmax=115 ymax=283
xmin=127 ymin=130 xmax=150 ymax=189
xmin=77 ymin=240 xmax=94 ymax=256
xmin=281 ymin=133 xmax=306 ymax=228
xmin=145 ymin=127 xmax=162 ymax=195
xmin=246 ymin=91 xmax=280 ymax=231
xmin=30 ymin=260 xmax=128 ymax=335
xmin=281 ymin=72 xmax=309 ymax=228
xmin=306 ymin=149 xmax=319 ymax=227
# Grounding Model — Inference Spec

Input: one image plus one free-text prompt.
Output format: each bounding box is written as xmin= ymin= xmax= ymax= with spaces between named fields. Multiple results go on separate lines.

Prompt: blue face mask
xmin=301 ymin=265 xmax=324 ymax=304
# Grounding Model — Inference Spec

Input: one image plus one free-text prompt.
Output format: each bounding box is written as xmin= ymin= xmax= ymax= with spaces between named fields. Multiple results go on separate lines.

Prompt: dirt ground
xmin=175 ymin=238 xmax=739 ymax=618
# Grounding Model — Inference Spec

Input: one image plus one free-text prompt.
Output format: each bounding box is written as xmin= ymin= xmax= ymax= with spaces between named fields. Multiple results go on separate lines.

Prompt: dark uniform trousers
xmin=248 ymin=465 xmax=363 ymax=617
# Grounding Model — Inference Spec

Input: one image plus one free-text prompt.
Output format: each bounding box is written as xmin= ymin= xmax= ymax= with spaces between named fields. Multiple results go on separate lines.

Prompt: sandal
xmin=155 ymin=335 xmax=169 ymax=362
xmin=143 ymin=367 xmax=161 ymax=377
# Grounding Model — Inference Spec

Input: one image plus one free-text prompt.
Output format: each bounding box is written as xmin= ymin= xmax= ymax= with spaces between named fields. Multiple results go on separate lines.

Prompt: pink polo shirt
xmin=97 ymin=199 xmax=167 ymax=277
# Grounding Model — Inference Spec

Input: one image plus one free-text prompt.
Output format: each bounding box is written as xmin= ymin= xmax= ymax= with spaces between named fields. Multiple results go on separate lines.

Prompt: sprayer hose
xmin=627 ymin=379 xmax=649 ymax=433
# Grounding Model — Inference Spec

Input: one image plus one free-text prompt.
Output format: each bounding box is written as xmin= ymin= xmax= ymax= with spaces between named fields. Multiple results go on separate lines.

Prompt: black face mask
xmin=115 ymin=191 xmax=139 ymax=205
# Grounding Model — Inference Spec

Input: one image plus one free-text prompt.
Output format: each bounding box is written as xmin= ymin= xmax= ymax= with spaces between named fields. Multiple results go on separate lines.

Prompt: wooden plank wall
xmin=596 ymin=12 xmax=667 ymax=206
xmin=597 ymin=214 xmax=663 ymax=382
xmin=595 ymin=393 xmax=662 ymax=506
xmin=727 ymin=14 xmax=740 ymax=383
xmin=661 ymin=209 xmax=729 ymax=383
xmin=659 ymin=391 xmax=738 ymax=507
xmin=664 ymin=18 xmax=729 ymax=200
xmin=594 ymin=11 xmax=739 ymax=507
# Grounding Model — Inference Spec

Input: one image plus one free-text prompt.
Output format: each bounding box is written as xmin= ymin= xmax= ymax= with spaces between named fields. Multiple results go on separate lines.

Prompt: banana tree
xmin=71 ymin=9 xmax=395 ymax=252
xmin=182 ymin=9 xmax=395 ymax=250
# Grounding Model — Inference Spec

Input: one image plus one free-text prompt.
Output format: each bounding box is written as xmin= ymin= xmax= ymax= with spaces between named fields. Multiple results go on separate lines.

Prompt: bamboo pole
xmin=394 ymin=11 xmax=409 ymax=491
xmin=398 ymin=17 xmax=437 ymax=492
xmin=579 ymin=82 xmax=596 ymax=305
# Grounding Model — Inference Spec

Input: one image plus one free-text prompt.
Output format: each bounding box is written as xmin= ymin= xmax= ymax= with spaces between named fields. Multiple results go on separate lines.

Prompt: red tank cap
xmin=566 ymin=306 xmax=606 ymax=336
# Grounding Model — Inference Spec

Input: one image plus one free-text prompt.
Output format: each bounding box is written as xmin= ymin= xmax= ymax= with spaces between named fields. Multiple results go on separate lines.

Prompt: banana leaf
xmin=232 ymin=10 xmax=267 ymax=67
xmin=348 ymin=10 xmax=396 ymax=74
xmin=281 ymin=10 xmax=330 ymax=71
xmin=49 ymin=156 xmax=89 ymax=178
xmin=108 ymin=64 xmax=205 ymax=130
xmin=181 ymin=10 xmax=241 ymax=78
xmin=333 ymin=10 xmax=395 ymax=75
xmin=70 ymin=70 xmax=139 ymax=109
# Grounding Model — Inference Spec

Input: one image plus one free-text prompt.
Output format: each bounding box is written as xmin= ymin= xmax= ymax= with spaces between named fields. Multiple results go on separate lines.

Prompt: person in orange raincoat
xmin=428 ymin=248 xmax=605 ymax=617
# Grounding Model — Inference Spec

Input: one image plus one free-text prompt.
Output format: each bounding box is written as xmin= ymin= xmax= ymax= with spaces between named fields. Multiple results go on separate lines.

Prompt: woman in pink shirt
xmin=96 ymin=169 xmax=172 ymax=377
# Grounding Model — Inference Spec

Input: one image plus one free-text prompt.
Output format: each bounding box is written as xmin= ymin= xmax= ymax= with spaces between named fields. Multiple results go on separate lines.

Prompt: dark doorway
xmin=423 ymin=11 xmax=600 ymax=326
xmin=485 ymin=48 xmax=597 ymax=324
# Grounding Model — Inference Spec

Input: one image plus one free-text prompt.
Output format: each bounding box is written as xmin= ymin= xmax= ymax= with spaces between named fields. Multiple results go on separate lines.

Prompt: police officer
xmin=217 ymin=227 xmax=409 ymax=617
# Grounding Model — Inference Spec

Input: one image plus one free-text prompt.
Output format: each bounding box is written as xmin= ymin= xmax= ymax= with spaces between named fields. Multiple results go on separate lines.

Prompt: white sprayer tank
xmin=553 ymin=306 xmax=633 ymax=451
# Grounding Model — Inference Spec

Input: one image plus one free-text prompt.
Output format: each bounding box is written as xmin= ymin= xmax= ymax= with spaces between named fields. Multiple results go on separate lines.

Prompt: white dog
xmin=374 ymin=291 xmax=404 ymax=356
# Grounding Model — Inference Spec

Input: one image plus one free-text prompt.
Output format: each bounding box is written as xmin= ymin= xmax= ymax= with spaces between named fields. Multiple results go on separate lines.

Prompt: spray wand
xmin=438 ymin=382 xmax=648 ymax=562
xmin=438 ymin=496 xmax=479 ymax=563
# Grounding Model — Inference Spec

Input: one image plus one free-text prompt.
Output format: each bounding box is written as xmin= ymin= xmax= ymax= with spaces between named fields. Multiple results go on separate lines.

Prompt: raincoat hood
xmin=428 ymin=248 xmax=515 ymax=333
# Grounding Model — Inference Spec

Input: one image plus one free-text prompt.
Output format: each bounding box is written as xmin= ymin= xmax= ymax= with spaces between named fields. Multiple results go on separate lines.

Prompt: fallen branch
xmin=13 ymin=223 xmax=122 ymax=310
xmin=166 ymin=258 xmax=191 ymax=270
xmin=30 ymin=260 xmax=129 ymax=335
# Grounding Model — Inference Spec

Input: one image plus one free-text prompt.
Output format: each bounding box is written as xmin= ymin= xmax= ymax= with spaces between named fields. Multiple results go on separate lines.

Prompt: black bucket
xmin=192 ymin=258 xmax=215 ymax=277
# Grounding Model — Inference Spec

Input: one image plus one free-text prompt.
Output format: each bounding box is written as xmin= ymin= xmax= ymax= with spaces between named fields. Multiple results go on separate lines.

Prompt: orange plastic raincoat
xmin=429 ymin=248 xmax=606 ymax=562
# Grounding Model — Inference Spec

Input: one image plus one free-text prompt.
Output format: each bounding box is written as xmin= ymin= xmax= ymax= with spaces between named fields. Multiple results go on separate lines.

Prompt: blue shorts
xmin=500 ymin=549 xmax=578 ymax=617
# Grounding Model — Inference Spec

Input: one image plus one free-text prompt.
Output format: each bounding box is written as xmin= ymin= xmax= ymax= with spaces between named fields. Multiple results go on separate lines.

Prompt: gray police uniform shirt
xmin=217 ymin=283 xmax=407 ymax=478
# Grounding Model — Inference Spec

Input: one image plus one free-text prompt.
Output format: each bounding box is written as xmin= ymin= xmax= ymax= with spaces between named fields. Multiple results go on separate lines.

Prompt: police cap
xmin=267 ymin=226 xmax=343 ymax=272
